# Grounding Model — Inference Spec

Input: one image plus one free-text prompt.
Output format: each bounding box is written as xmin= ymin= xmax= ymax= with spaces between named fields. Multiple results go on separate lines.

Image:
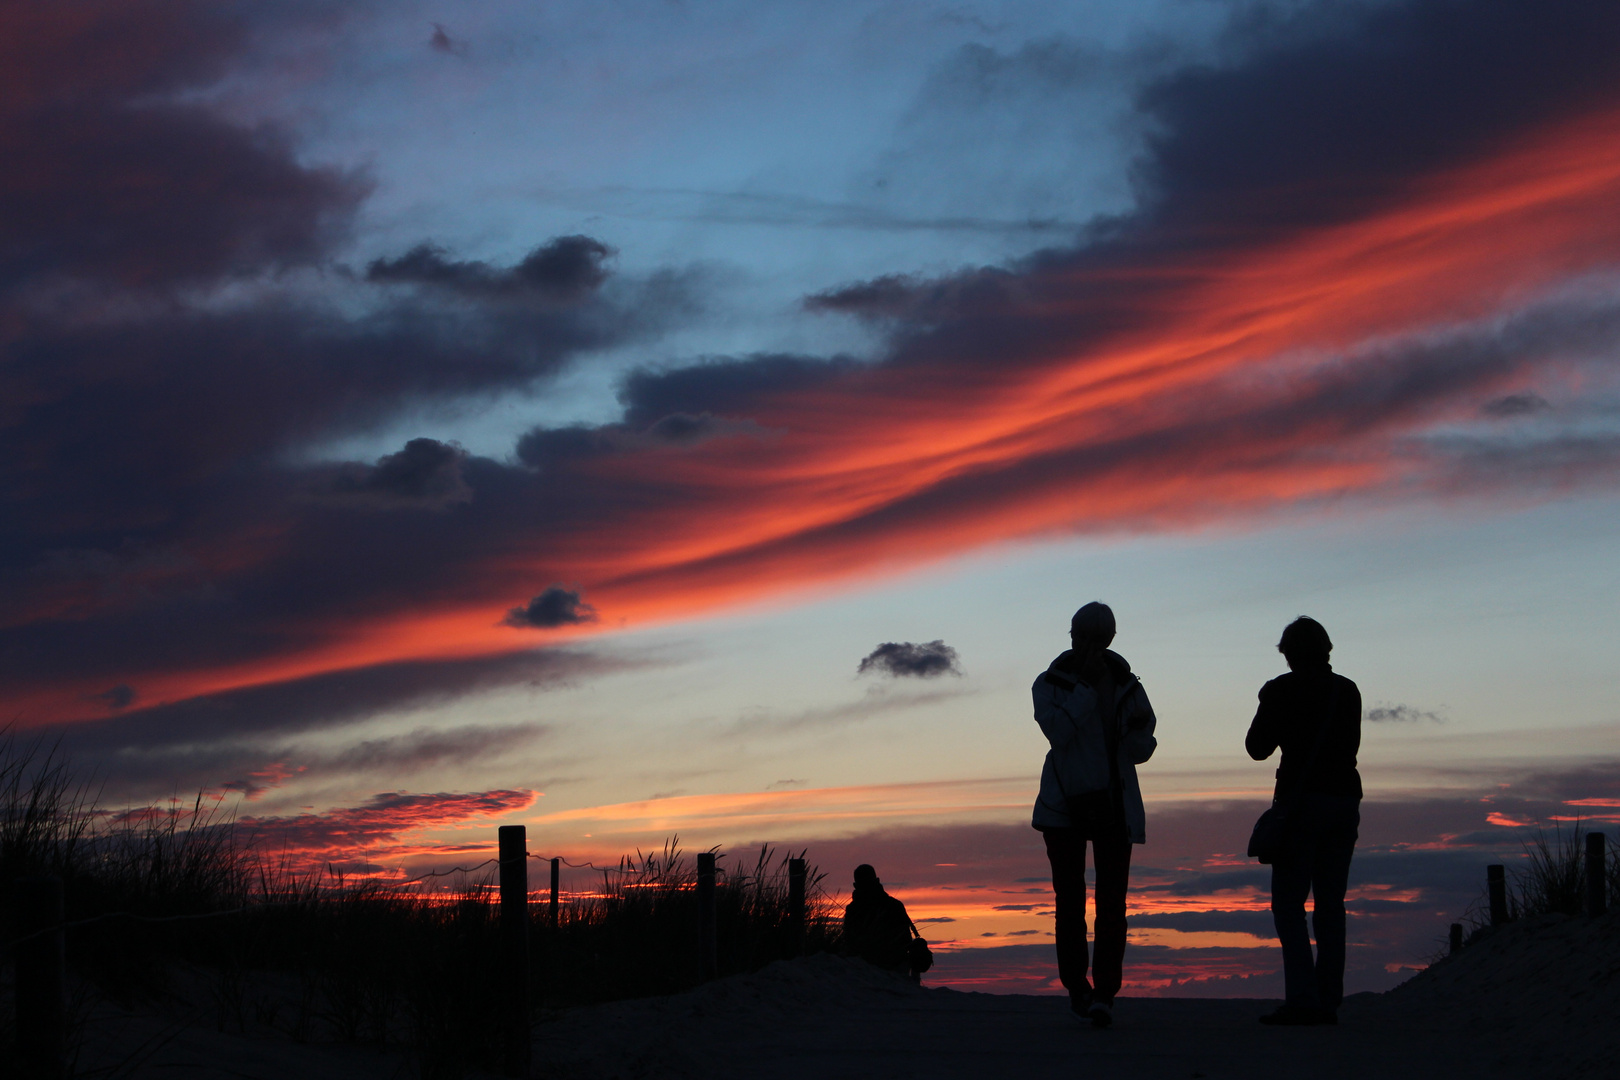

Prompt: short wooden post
xmin=697 ymin=852 xmax=717 ymax=981
xmin=1448 ymin=922 xmax=1463 ymax=956
xmin=549 ymin=857 xmax=560 ymax=927
xmin=1587 ymin=832 xmax=1607 ymax=917
xmin=1487 ymin=864 xmax=1508 ymax=926
xmin=787 ymin=857 xmax=807 ymax=957
xmin=16 ymin=876 xmax=67 ymax=1080
xmin=498 ymin=826 xmax=531 ymax=1078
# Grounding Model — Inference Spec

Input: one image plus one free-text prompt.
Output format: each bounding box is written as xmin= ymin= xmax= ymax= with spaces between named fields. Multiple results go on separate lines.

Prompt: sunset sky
xmin=6 ymin=0 xmax=1620 ymax=997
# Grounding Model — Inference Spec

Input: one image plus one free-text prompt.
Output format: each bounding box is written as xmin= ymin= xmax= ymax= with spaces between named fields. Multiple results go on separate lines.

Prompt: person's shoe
xmin=1068 ymin=992 xmax=1093 ymax=1024
xmin=1087 ymin=998 xmax=1113 ymax=1029
xmin=1258 ymin=1004 xmax=1334 ymax=1026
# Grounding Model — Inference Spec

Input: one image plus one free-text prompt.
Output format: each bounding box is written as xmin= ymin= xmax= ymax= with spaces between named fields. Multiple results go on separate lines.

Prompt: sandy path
xmin=538 ymin=956 xmax=1496 ymax=1080
xmin=60 ymin=909 xmax=1618 ymax=1078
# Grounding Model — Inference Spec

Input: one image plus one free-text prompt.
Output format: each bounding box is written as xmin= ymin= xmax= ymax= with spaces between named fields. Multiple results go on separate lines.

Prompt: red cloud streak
xmin=17 ymin=103 xmax=1620 ymax=724
xmin=235 ymin=789 xmax=537 ymax=870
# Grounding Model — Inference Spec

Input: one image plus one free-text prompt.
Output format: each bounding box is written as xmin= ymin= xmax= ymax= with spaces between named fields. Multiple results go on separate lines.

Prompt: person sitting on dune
xmin=842 ymin=864 xmax=920 ymax=979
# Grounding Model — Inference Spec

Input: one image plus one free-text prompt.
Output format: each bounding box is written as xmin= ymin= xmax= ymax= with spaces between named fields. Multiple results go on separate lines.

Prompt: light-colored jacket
xmin=1030 ymin=650 xmax=1158 ymax=843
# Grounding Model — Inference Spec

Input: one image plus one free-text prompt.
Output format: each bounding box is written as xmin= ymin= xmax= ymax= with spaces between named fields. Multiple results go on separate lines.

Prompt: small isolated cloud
xmin=328 ymin=438 xmax=472 ymax=510
xmin=1481 ymin=392 xmax=1551 ymax=418
xmin=1365 ymin=703 xmax=1445 ymax=723
xmin=429 ymin=23 xmax=467 ymax=56
xmin=857 ymin=640 xmax=962 ymax=678
xmin=504 ymin=585 xmax=597 ymax=629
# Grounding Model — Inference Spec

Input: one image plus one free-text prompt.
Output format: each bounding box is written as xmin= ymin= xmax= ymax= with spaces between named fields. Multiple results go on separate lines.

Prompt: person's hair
xmin=1070 ymin=601 xmax=1116 ymax=644
xmin=1277 ymin=616 xmax=1332 ymax=667
xmin=853 ymin=864 xmax=879 ymax=887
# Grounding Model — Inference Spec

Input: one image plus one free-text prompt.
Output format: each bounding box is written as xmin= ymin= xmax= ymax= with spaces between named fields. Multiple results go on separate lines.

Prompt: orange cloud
xmin=17 ymin=103 xmax=1620 ymax=725
xmin=234 ymin=788 xmax=539 ymax=873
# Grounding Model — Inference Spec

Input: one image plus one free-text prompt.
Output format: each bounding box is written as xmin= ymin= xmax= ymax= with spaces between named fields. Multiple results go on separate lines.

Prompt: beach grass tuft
xmin=0 ymin=735 xmax=842 ymax=1077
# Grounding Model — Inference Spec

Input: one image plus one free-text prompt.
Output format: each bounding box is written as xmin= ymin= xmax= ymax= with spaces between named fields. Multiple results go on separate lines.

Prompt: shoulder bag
xmin=1247 ymin=681 xmax=1340 ymax=864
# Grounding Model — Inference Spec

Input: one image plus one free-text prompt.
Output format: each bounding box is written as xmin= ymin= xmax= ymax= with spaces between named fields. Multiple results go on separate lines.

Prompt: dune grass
xmin=0 ymin=735 xmax=842 ymax=1078
xmin=1461 ymin=820 xmax=1617 ymax=942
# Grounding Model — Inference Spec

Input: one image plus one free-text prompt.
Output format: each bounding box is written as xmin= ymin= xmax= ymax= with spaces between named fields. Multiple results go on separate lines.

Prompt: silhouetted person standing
xmin=1246 ymin=616 xmax=1362 ymax=1026
xmin=842 ymin=864 xmax=918 ymax=978
xmin=1032 ymin=601 xmax=1157 ymax=1027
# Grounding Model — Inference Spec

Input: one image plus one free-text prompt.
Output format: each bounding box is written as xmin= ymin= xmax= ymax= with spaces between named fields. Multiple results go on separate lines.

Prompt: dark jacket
xmin=842 ymin=885 xmax=913 ymax=972
xmin=1245 ymin=666 xmax=1363 ymax=800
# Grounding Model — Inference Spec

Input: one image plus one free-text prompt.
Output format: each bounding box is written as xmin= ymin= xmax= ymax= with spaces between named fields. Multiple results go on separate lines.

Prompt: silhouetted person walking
xmin=1247 ymin=616 xmax=1362 ymax=1026
xmin=842 ymin=864 xmax=921 ymax=979
xmin=1032 ymin=601 xmax=1157 ymax=1027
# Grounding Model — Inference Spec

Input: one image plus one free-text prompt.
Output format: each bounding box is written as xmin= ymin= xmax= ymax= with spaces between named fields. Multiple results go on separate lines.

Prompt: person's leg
xmin=1271 ymin=855 xmax=1320 ymax=1011
xmin=1310 ymin=798 xmax=1359 ymax=1011
xmin=1042 ymin=828 xmax=1091 ymax=1000
xmin=1089 ymin=830 xmax=1132 ymax=1003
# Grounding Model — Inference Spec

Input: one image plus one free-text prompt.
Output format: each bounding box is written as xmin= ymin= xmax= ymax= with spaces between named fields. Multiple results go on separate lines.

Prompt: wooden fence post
xmin=16 ymin=876 xmax=66 ymax=1080
xmin=1487 ymin=864 xmax=1507 ymax=926
xmin=787 ymin=857 xmax=806 ymax=957
xmin=498 ymin=826 xmax=531 ymax=1078
xmin=1448 ymin=922 xmax=1463 ymax=957
xmin=550 ymin=857 xmax=560 ymax=928
xmin=1587 ymin=832 xmax=1607 ymax=917
xmin=697 ymin=852 xmax=717 ymax=981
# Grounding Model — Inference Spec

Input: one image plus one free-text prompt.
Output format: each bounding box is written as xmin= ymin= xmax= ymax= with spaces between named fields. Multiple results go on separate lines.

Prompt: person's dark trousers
xmin=1042 ymin=825 xmax=1132 ymax=1002
xmin=1270 ymin=793 xmax=1359 ymax=1012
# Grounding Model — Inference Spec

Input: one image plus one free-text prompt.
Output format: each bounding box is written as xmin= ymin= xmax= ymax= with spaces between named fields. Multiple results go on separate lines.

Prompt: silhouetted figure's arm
xmin=1246 ymin=682 xmax=1282 ymax=761
xmin=1118 ymin=673 xmax=1157 ymax=764
xmin=1032 ymin=650 xmax=1092 ymax=750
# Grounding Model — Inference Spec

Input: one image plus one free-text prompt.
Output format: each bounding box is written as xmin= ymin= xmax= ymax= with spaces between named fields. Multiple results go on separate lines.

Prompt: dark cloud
xmin=428 ymin=23 xmax=466 ymax=57
xmin=857 ymin=641 xmax=963 ymax=679
xmin=617 ymin=355 xmax=860 ymax=429
xmin=0 ymin=4 xmax=693 ymax=721
xmin=1133 ymin=0 xmax=1620 ymax=236
xmin=805 ymin=275 xmax=926 ymax=319
xmin=52 ymin=648 xmax=611 ymax=753
xmin=9 ymin=0 xmax=1620 ymax=739
xmin=91 ymin=684 xmax=136 ymax=710
xmin=0 ymin=2 xmax=366 ymax=292
xmin=514 ymin=413 xmax=765 ymax=469
xmin=326 ymin=438 xmax=473 ymax=510
xmin=366 ymin=236 xmax=613 ymax=302
xmin=1481 ymin=393 xmax=1552 ymax=419
xmin=504 ymin=586 xmax=597 ymax=629
xmin=1129 ymin=910 xmax=1276 ymax=937
xmin=1366 ymin=703 xmax=1445 ymax=723
xmin=79 ymin=721 xmax=554 ymax=808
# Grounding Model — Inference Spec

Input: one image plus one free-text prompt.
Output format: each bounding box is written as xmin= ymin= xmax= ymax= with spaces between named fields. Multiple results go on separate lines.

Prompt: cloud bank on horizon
xmin=6 ymin=0 xmax=1620 ymax=742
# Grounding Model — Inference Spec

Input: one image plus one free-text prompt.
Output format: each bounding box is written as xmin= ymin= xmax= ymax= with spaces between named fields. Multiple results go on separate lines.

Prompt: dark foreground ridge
xmin=61 ymin=907 xmax=1619 ymax=1079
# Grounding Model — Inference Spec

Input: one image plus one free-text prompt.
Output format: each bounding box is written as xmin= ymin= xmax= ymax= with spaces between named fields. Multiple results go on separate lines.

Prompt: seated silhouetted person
xmin=841 ymin=864 xmax=916 ymax=977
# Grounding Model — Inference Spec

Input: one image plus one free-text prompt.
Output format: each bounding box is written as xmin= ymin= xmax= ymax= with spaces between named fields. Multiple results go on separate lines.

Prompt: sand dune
xmin=57 ymin=908 xmax=1619 ymax=1079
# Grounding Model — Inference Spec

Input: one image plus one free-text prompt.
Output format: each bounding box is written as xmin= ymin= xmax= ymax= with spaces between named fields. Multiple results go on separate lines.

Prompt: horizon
xmin=5 ymin=0 xmax=1620 ymax=999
